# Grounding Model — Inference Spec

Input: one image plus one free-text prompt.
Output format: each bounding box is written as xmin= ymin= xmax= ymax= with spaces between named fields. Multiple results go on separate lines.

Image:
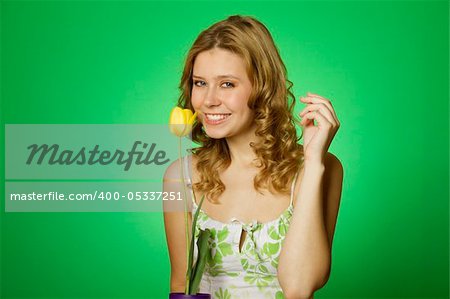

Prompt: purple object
xmin=169 ymin=293 xmax=211 ymax=299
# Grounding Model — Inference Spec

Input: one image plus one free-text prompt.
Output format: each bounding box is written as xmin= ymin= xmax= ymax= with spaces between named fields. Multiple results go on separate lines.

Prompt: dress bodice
xmin=183 ymin=156 xmax=298 ymax=299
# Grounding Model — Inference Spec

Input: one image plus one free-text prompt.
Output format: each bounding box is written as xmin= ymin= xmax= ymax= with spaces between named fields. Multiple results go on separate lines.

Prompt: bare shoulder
xmin=162 ymin=154 xmax=196 ymax=212
xmin=323 ymin=151 xmax=344 ymax=249
xmin=293 ymin=150 xmax=343 ymax=202
xmin=162 ymin=158 xmax=182 ymax=212
xmin=163 ymin=157 xmax=182 ymax=180
xmin=163 ymin=154 xmax=198 ymax=179
xmin=324 ymin=152 xmax=344 ymax=179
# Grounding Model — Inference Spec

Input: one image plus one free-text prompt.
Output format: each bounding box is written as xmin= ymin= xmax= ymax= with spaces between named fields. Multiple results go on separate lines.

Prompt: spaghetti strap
xmin=182 ymin=155 xmax=197 ymax=208
xmin=289 ymin=171 xmax=299 ymax=207
xmin=182 ymin=155 xmax=192 ymax=186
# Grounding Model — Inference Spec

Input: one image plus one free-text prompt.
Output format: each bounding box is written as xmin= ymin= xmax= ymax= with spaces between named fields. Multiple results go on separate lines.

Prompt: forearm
xmin=278 ymin=162 xmax=330 ymax=296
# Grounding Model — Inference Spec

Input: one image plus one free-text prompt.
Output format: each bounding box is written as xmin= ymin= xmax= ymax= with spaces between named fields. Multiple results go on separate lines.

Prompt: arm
xmin=162 ymin=158 xmax=193 ymax=292
xmin=278 ymin=152 xmax=344 ymax=299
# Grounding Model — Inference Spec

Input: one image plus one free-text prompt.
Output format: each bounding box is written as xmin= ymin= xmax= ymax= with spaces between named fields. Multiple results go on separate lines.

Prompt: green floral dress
xmin=183 ymin=157 xmax=298 ymax=299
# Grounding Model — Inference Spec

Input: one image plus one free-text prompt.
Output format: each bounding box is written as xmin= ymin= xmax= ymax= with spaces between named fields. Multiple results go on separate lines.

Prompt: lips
xmin=203 ymin=113 xmax=232 ymax=125
xmin=205 ymin=113 xmax=231 ymax=121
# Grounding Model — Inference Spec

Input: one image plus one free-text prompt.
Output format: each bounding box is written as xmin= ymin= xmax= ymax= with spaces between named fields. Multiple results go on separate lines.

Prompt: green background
xmin=1 ymin=1 xmax=448 ymax=298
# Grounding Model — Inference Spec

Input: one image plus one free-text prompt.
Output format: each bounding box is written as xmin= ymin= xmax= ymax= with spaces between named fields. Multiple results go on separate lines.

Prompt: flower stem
xmin=178 ymin=137 xmax=190 ymax=295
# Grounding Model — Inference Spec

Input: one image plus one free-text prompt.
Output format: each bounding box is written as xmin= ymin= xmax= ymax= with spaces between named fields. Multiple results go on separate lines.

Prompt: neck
xmin=225 ymin=123 xmax=261 ymax=169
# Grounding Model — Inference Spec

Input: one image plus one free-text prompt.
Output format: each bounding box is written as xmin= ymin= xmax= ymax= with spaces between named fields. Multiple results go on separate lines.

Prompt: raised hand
xmin=299 ymin=92 xmax=340 ymax=164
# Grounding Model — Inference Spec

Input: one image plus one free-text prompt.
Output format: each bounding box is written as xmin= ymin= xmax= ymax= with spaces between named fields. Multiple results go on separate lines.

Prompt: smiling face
xmin=191 ymin=48 xmax=254 ymax=139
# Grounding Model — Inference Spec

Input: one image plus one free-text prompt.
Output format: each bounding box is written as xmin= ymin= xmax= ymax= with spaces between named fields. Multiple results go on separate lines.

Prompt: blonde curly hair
xmin=177 ymin=15 xmax=304 ymax=202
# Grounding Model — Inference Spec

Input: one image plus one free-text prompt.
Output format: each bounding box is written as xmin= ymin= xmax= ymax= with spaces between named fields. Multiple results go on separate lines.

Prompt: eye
xmin=193 ymin=80 xmax=206 ymax=87
xmin=221 ymin=82 xmax=234 ymax=88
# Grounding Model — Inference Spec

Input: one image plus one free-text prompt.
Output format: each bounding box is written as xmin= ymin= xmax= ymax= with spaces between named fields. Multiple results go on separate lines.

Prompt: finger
xmin=299 ymin=114 xmax=314 ymax=126
xmin=302 ymin=110 xmax=332 ymax=128
xmin=308 ymin=95 xmax=338 ymax=122
xmin=302 ymin=93 xmax=336 ymax=116
xmin=299 ymin=102 xmax=337 ymax=125
xmin=307 ymin=92 xmax=333 ymax=106
xmin=299 ymin=103 xmax=329 ymax=117
xmin=307 ymin=92 xmax=327 ymax=101
xmin=300 ymin=95 xmax=338 ymax=123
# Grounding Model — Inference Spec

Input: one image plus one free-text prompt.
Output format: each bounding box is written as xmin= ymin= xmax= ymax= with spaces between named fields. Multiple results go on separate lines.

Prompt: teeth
xmin=205 ymin=114 xmax=231 ymax=121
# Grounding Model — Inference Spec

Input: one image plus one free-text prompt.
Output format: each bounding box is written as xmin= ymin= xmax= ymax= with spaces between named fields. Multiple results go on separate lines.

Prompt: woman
xmin=163 ymin=15 xmax=343 ymax=299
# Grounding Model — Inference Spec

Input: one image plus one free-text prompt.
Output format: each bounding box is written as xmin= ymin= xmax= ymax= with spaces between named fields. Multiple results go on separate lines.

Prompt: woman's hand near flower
xmin=299 ymin=92 xmax=340 ymax=165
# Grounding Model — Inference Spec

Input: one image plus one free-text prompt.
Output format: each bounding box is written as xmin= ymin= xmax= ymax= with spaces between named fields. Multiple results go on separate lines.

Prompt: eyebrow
xmin=192 ymin=74 xmax=241 ymax=80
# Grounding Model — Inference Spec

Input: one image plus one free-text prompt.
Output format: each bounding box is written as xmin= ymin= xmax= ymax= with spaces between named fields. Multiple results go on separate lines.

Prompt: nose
xmin=204 ymin=87 xmax=221 ymax=107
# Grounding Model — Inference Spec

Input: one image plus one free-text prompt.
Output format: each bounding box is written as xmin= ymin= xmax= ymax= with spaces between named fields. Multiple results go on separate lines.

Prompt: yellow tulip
xmin=169 ymin=106 xmax=197 ymax=137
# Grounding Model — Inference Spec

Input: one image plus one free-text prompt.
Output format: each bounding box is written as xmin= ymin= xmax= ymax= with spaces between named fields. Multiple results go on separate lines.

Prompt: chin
xmin=200 ymin=122 xmax=225 ymax=138
xmin=202 ymin=126 xmax=230 ymax=139
xmin=204 ymin=131 xmax=229 ymax=140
